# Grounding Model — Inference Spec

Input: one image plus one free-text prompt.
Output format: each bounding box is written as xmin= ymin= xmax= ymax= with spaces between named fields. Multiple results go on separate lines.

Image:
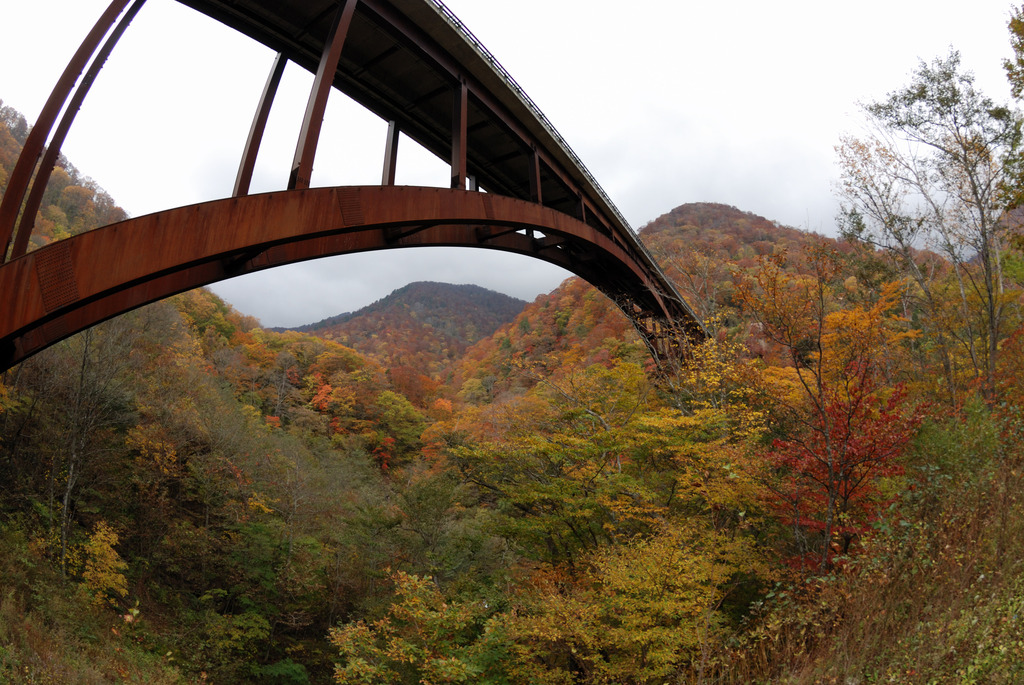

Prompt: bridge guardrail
xmin=426 ymin=0 xmax=664 ymax=271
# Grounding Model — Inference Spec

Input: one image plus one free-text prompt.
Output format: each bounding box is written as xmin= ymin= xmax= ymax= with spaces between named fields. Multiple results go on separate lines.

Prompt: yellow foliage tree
xmin=82 ymin=521 xmax=128 ymax=607
xmin=330 ymin=570 xmax=504 ymax=684
xmin=500 ymin=520 xmax=768 ymax=683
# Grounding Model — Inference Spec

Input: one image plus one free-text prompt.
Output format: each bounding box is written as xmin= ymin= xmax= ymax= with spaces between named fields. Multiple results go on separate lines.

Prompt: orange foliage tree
xmin=738 ymin=245 xmax=922 ymax=568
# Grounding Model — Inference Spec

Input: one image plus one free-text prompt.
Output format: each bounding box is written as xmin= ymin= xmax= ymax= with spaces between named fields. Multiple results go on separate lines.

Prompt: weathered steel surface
xmin=0 ymin=187 xmax=696 ymax=369
xmin=289 ymin=0 xmax=358 ymax=190
xmin=0 ymin=0 xmax=134 ymax=257
xmin=12 ymin=0 xmax=147 ymax=260
xmin=1 ymin=0 xmax=706 ymax=369
xmin=382 ymin=120 xmax=400 ymax=185
xmin=235 ymin=52 xmax=287 ymax=197
xmin=451 ymin=80 xmax=468 ymax=189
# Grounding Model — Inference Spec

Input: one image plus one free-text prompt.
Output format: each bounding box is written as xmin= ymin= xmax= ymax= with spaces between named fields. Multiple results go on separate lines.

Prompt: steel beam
xmin=450 ymin=80 xmax=468 ymax=189
xmin=0 ymin=0 xmax=133 ymax=260
xmin=528 ymin=148 xmax=542 ymax=204
xmin=0 ymin=186 xmax=699 ymax=370
xmin=382 ymin=120 xmax=399 ymax=185
xmin=235 ymin=52 xmax=287 ymax=197
xmin=289 ymin=0 xmax=357 ymax=190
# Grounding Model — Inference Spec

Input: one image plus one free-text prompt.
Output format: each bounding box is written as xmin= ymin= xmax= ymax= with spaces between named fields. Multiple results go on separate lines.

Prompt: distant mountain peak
xmin=277 ymin=282 xmax=526 ymax=375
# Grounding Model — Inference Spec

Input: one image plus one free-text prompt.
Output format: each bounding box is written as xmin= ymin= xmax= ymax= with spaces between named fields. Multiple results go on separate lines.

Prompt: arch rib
xmin=0 ymin=0 xmax=134 ymax=258
xmin=11 ymin=0 xmax=147 ymax=260
xmin=0 ymin=187 xmax=695 ymax=370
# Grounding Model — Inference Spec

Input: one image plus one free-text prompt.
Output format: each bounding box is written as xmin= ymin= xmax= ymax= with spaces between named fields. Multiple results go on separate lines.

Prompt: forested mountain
xmin=282 ymin=281 xmax=525 ymax=400
xmin=448 ymin=202 xmax=828 ymax=405
xmin=0 ymin=101 xmax=128 ymax=244
xmin=4 ymin=25 xmax=1024 ymax=683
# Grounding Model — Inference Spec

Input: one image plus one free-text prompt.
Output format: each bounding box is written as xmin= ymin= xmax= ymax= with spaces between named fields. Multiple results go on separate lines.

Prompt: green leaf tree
xmin=836 ymin=49 xmax=1023 ymax=400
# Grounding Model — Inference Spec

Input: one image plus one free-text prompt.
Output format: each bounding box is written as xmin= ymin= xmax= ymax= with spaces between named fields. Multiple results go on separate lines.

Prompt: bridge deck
xmin=178 ymin=0 xmax=607 ymax=217
xmin=174 ymin=0 xmax=691 ymax=318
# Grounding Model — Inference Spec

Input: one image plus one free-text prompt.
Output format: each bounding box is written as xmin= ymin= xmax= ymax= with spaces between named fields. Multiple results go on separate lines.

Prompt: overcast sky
xmin=1 ymin=0 xmax=1019 ymax=326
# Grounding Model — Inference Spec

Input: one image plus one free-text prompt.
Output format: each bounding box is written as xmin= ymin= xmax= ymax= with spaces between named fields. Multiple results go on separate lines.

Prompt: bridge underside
xmin=0 ymin=186 xmax=699 ymax=370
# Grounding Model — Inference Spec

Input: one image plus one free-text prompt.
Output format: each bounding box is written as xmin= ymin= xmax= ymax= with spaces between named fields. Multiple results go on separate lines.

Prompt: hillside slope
xmin=5 ymin=93 xmax=1024 ymax=684
xmin=283 ymin=282 xmax=525 ymax=400
xmin=0 ymin=101 xmax=127 ymax=247
xmin=450 ymin=202 xmax=826 ymax=403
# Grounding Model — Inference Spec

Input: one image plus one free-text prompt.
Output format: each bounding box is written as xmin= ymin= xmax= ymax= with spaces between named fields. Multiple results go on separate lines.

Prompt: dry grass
xmin=712 ymin=404 xmax=1024 ymax=684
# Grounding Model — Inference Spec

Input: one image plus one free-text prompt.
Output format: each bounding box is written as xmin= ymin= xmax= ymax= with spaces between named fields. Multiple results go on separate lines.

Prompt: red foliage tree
xmin=768 ymin=366 xmax=921 ymax=567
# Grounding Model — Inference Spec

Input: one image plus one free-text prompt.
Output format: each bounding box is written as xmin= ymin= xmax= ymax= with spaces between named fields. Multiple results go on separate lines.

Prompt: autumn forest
xmin=4 ymin=10 xmax=1024 ymax=685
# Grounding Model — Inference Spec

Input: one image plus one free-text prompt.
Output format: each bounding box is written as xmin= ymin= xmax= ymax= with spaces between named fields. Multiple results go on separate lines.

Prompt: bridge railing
xmin=425 ymin=0 xmax=664 ymax=269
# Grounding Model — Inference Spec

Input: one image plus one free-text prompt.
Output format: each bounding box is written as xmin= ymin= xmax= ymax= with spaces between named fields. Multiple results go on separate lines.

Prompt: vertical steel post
xmin=235 ymin=52 xmax=287 ymax=197
xmin=450 ymin=79 xmax=468 ymax=190
xmin=381 ymin=119 xmax=399 ymax=185
xmin=0 ymin=0 xmax=133 ymax=261
xmin=289 ymin=0 xmax=358 ymax=190
xmin=528 ymin=147 xmax=542 ymax=204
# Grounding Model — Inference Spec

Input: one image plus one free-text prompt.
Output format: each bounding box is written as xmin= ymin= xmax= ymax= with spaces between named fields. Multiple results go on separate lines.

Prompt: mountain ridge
xmin=271 ymin=281 xmax=524 ymax=334
xmin=269 ymin=281 xmax=526 ymax=397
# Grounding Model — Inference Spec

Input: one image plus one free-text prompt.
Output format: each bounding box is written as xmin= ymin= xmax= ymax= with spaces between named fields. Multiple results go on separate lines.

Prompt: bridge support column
xmin=450 ymin=79 xmax=468 ymax=189
xmin=289 ymin=0 xmax=358 ymax=190
xmin=528 ymin=147 xmax=542 ymax=204
xmin=382 ymin=120 xmax=400 ymax=185
xmin=235 ymin=52 xmax=287 ymax=197
xmin=576 ymin=192 xmax=587 ymax=224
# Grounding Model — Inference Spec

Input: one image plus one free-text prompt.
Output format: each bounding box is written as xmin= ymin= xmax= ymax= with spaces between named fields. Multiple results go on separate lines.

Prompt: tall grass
xmin=717 ymin=399 xmax=1024 ymax=683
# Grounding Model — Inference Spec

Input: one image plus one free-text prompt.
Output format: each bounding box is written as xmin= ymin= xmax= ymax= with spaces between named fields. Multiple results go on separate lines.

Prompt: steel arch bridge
xmin=0 ymin=0 xmax=704 ymax=371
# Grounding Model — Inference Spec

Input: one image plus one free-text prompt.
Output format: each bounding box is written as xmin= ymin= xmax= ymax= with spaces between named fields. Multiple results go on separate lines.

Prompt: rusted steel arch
xmin=1 ymin=0 xmax=670 ymax=264
xmin=1 ymin=0 xmax=706 ymax=370
xmin=0 ymin=187 xmax=700 ymax=371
